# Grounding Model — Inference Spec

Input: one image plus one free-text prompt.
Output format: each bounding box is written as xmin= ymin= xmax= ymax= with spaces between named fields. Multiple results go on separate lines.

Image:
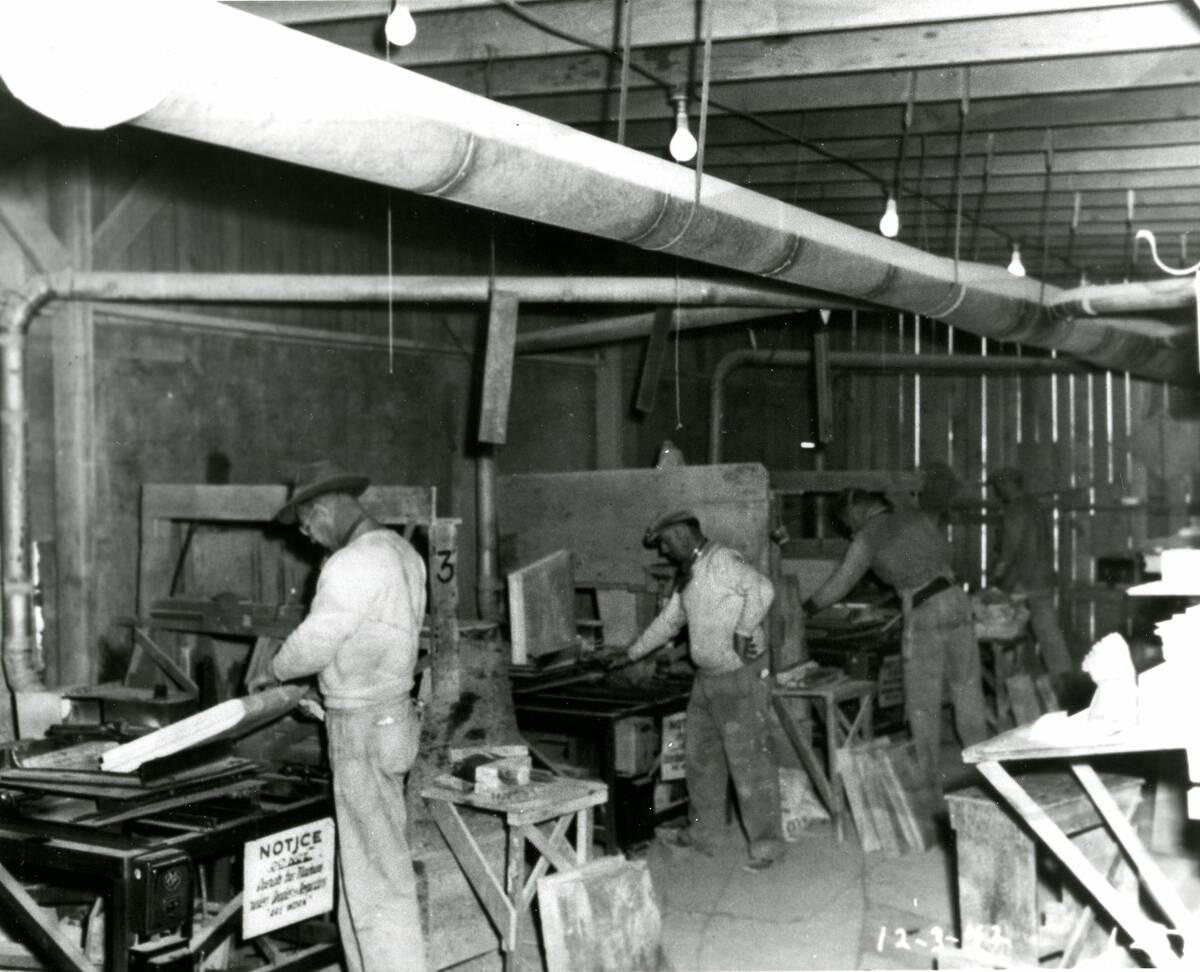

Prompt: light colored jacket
xmin=273 ymin=524 xmax=426 ymax=709
xmin=629 ymin=543 xmax=774 ymax=674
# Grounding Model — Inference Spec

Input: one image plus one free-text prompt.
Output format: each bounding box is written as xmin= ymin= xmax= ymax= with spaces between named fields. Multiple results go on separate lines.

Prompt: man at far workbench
xmin=988 ymin=467 xmax=1073 ymax=675
xmin=268 ymin=461 xmax=428 ymax=972
xmin=802 ymin=490 xmax=988 ymax=790
xmin=625 ymin=510 xmax=785 ymax=872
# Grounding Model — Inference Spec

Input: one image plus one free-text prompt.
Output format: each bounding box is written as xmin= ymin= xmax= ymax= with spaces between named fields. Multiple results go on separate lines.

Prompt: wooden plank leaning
xmin=1070 ymin=761 xmax=1195 ymax=939
xmin=0 ymin=860 xmax=97 ymax=972
xmin=977 ymin=760 xmax=1180 ymax=969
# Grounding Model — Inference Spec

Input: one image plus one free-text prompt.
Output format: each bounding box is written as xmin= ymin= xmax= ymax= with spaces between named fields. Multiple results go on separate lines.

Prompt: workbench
xmin=772 ymin=678 xmax=875 ymax=839
xmin=513 ymin=676 xmax=690 ymax=852
xmin=963 ymin=721 xmax=1197 ymax=968
xmin=0 ymin=752 xmax=336 ymax=972
xmin=946 ymin=768 xmax=1144 ymax=966
xmin=422 ymin=772 xmax=607 ymax=972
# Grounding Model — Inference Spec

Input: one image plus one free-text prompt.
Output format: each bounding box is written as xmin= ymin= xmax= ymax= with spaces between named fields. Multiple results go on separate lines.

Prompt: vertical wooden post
xmin=478 ymin=290 xmax=520 ymax=445
xmin=814 ymin=327 xmax=834 ymax=444
xmin=594 ymin=347 xmax=623 ymax=468
xmin=0 ymin=180 xmax=28 ymax=738
xmin=634 ymin=307 xmax=673 ymax=414
xmin=52 ymin=153 xmax=97 ymax=686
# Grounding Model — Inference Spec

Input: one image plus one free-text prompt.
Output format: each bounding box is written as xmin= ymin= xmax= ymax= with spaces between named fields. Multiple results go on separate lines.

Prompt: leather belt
xmin=911 ymin=575 xmax=954 ymax=610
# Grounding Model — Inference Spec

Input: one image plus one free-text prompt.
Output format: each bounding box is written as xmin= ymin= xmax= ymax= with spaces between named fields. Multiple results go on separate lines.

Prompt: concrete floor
xmin=637 ymin=750 xmax=1200 ymax=972
xmin=644 ymin=815 xmax=957 ymax=972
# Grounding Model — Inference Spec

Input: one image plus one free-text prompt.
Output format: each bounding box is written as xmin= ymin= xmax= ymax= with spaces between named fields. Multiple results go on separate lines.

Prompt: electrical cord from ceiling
xmin=493 ymin=0 xmax=1078 ymax=273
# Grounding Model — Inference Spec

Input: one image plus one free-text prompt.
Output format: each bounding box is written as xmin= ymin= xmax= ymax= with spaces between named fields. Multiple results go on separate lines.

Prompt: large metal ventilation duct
xmin=0 ymin=0 xmax=1190 ymax=383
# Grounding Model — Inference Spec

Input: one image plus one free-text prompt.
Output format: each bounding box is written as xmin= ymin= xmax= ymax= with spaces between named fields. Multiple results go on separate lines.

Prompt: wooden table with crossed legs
xmin=772 ymin=678 xmax=876 ymax=839
xmin=422 ymin=773 xmax=608 ymax=972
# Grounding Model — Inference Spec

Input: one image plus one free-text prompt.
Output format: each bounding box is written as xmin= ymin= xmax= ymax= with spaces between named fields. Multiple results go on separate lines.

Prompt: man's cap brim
xmin=643 ymin=510 xmax=700 ymax=545
xmin=275 ymin=475 xmax=369 ymax=523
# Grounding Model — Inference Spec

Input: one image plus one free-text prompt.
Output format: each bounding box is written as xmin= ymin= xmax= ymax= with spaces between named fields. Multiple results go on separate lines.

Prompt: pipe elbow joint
xmin=2 ymin=276 xmax=58 ymax=337
xmin=3 ymin=635 xmax=45 ymax=692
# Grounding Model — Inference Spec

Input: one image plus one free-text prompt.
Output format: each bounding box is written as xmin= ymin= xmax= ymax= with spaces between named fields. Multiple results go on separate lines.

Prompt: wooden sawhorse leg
xmin=977 ymin=761 xmax=1181 ymax=969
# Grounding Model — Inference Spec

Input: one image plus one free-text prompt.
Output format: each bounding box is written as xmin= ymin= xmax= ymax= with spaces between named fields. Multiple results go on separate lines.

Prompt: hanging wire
xmin=670 ymin=0 xmax=713 ymax=430
xmin=386 ymin=199 xmax=395 ymax=374
xmin=494 ymin=0 xmax=1076 ymax=269
xmin=644 ymin=0 xmax=712 ymax=251
xmin=1065 ymin=188 xmax=1080 ymax=271
xmin=1037 ymin=129 xmax=1054 ymax=304
xmin=969 ymin=133 xmax=994 ymax=261
xmin=383 ymin=33 xmax=395 ymax=373
xmin=917 ymin=133 xmax=929 ymax=251
xmin=673 ymin=269 xmax=683 ymax=430
xmin=951 ymin=68 xmax=970 ymax=282
xmin=616 ymin=0 xmax=633 ymax=145
xmin=693 ymin=0 xmax=713 ymax=204
xmin=890 ymin=70 xmax=918 ymax=227
xmin=1123 ymin=189 xmax=1136 ymax=282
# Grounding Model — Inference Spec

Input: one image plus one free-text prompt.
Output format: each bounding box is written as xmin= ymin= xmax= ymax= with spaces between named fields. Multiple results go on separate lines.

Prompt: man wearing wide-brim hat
xmin=269 ymin=460 xmax=428 ymax=972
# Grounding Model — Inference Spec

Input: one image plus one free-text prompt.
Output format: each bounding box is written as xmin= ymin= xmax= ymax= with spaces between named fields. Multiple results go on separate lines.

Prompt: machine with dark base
xmin=0 ymin=724 xmax=336 ymax=972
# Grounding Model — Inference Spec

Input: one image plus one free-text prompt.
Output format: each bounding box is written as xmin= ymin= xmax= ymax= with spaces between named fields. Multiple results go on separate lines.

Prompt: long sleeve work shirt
xmin=273 ymin=523 xmax=427 ymax=710
xmin=629 ymin=543 xmax=774 ymax=674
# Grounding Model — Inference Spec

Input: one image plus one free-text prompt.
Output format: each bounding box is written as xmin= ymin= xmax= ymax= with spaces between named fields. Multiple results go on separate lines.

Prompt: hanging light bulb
xmin=668 ymin=93 xmax=698 ymax=163
xmin=878 ymin=194 xmax=900 ymax=238
xmin=385 ymin=3 xmax=417 ymax=47
xmin=1007 ymin=241 xmax=1026 ymax=277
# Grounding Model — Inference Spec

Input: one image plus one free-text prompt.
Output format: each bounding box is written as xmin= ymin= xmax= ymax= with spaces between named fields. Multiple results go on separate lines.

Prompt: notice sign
xmin=242 ymin=817 xmax=335 ymax=938
xmin=660 ymin=712 xmax=687 ymax=781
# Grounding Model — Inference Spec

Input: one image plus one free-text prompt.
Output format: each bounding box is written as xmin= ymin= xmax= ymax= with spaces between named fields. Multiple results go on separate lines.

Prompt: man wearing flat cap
xmin=269 ymin=460 xmax=428 ymax=972
xmin=989 ymin=467 xmax=1072 ymax=674
xmin=626 ymin=509 xmax=784 ymax=872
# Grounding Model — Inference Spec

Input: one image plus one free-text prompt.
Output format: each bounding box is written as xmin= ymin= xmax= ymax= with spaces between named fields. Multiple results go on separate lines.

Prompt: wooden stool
xmin=946 ymin=769 xmax=1143 ymax=967
xmin=977 ymin=634 xmax=1029 ymax=730
xmin=773 ymin=678 xmax=875 ymax=839
xmin=423 ymin=772 xmax=607 ymax=972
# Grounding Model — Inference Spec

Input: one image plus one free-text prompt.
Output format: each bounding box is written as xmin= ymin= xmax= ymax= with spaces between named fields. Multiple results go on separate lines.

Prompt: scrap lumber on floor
xmin=836 ymin=740 xmax=939 ymax=855
xmin=537 ymin=856 xmax=662 ymax=972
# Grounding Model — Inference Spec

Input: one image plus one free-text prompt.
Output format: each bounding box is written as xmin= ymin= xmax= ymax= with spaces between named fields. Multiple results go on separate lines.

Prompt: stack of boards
xmin=100 ymin=685 xmax=305 ymax=773
xmin=835 ymin=740 xmax=940 ymax=856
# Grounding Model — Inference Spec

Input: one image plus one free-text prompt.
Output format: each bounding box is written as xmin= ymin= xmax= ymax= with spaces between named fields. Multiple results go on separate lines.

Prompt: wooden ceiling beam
xmin=509 ymin=50 xmax=1200 ymax=123
xmin=574 ymin=86 xmax=1200 ymax=144
xmin=419 ymin=6 xmax=1200 ymax=99
xmin=711 ymin=145 xmax=1200 ymax=186
xmin=764 ymin=168 xmax=1200 ymax=199
xmin=686 ymin=119 xmax=1200 ymax=167
xmin=370 ymin=0 xmax=1147 ymax=66
xmin=810 ymin=200 xmax=1200 ymax=222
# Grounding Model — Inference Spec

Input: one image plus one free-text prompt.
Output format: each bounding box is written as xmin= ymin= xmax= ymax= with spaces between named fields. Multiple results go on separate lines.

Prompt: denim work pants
xmin=901 ymin=586 xmax=989 ymax=785
xmin=327 ymin=696 xmax=427 ymax=972
xmin=686 ymin=656 xmax=785 ymax=861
